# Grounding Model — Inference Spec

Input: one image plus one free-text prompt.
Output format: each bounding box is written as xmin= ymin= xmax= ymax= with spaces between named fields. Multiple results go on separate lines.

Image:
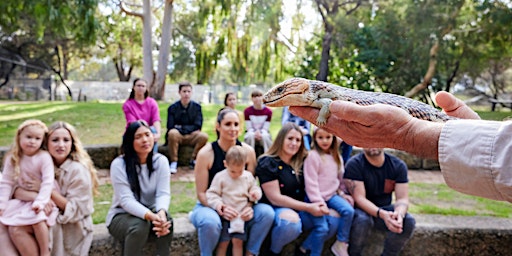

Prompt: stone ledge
xmin=90 ymin=214 xmax=512 ymax=256
xmin=0 ymin=145 xmax=441 ymax=170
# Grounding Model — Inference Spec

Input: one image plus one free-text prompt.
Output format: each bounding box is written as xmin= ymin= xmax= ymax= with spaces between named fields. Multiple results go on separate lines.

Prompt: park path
xmin=97 ymin=168 xmax=444 ymax=185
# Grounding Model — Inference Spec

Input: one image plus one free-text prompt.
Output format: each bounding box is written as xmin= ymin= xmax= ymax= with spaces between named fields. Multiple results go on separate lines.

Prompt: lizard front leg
xmin=312 ymin=98 xmax=332 ymax=126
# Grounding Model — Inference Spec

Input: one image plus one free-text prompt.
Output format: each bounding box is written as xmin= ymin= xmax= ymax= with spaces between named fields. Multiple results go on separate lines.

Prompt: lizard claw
xmin=316 ymin=116 xmax=327 ymax=127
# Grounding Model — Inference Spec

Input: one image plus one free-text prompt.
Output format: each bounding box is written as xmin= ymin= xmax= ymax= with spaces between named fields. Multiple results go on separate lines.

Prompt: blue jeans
xmin=268 ymin=206 xmax=341 ymax=254
xmin=268 ymin=207 xmax=303 ymax=254
xmin=349 ymin=206 xmax=416 ymax=256
xmin=190 ymin=202 xmax=274 ymax=256
xmin=300 ymin=196 xmax=353 ymax=256
xmin=150 ymin=126 xmax=158 ymax=153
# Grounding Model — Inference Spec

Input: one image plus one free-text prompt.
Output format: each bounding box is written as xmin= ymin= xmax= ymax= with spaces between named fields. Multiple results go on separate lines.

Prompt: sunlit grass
xmin=408 ymin=183 xmax=511 ymax=218
xmin=0 ymin=101 xmax=284 ymax=147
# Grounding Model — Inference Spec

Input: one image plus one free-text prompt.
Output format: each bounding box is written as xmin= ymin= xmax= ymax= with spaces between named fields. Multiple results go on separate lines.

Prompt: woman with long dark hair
xmin=106 ymin=120 xmax=173 ymax=256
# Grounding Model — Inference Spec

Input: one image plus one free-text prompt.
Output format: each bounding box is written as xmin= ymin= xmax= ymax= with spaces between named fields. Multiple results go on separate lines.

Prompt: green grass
xmin=0 ymin=101 xmax=283 ymax=147
xmin=408 ymin=183 xmax=511 ymax=218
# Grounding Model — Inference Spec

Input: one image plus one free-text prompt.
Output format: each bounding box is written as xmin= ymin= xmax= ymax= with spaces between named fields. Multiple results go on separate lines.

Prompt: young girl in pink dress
xmin=0 ymin=119 xmax=58 ymax=256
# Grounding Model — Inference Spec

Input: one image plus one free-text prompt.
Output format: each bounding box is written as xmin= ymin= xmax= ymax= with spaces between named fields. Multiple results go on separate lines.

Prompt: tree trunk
xmin=445 ymin=60 xmax=459 ymax=92
xmin=316 ymin=27 xmax=332 ymax=82
xmin=153 ymin=0 xmax=174 ymax=100
xmin=404 ymin=41 xmax=439 ymax=98
xmin=142 ymin=0 xmax=154 ymax=85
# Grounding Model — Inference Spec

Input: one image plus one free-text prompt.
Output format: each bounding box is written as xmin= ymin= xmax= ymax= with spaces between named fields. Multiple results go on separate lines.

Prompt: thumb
xmin=435 ymin=91 xmax=480 ymax=120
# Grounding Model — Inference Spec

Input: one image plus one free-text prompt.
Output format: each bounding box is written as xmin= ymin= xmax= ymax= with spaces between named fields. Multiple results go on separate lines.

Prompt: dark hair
xmin=224 ymin=92 xmax=235 ymax=106
xmin=179 ymin=81 xmax=192 ymax=92
xmin=121 ymin=120 xmax=155 ymax=200
xmin=216 ymin=108 xmax=239 ymax=139
xmin=129 ymin=78 xmax=149 ymax=99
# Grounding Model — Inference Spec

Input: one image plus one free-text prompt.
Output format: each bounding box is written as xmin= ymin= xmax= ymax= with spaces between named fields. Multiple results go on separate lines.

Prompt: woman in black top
xmin=256 ymin=123 xmax=341 ymax=255
xmin=190 ymin=109 xmax=274 ymax=256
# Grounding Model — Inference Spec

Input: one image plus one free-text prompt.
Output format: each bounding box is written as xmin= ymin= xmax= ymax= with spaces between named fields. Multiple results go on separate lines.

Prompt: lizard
xmin=262 ymin=77 xmax=456 ymax=126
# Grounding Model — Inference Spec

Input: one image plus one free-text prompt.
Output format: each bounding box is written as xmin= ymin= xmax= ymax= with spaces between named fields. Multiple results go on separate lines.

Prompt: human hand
xmin=239 ymin=206 xmax=254 ymax=221
xmin=44 ymin=201 xmax=56 ymax=216
xmin=435 ymin=91 xmax=480 ymax=119
xmin=290 ymin=101 xmax=443 ymax=159
xmin=290 ymin=102 xmax=414 ymax=149
xmin=381 ymin=209 xmax=403 ymax=234
xmin=308 ymin=202 xmax=329 ymax=216
xmin=249 ymin=191 xmax=260 ymax=201
xmin=23 ymin=173 xmax=41 ymax=192
xmin=342 ymin=194 xmax=354 ymax=207
xmin=32 ymin=204 xmax=43 ymax=214
xmin=154 ymin=210 xmax=172 ymax=237
xmin=220 ymin=205 xmax=239 ymax=221
xmin=254 ymin=130 xmax=262 ymax=140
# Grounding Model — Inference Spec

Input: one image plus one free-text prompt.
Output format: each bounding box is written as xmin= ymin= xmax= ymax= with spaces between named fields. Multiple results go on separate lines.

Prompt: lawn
xmin=0 ymin=101 xmax=284 ymax=147
xmin=1 ymin=100 xmax=511 ymax=224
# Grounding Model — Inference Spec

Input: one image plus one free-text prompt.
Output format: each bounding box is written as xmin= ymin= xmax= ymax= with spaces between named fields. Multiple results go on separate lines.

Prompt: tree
xmin=0 ymin=0 xmax=100 ymax=93
xmin=120 ymin=0 xmax=174 ymax=100
xmin=313 ymin=0 xmax=367 ymax=82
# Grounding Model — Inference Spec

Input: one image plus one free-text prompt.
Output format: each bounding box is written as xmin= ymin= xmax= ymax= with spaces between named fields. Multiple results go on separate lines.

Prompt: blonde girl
xmin=0 ymin=119 xmax=57 ymax=256
xmin=303 ymin=127 xmax=355 ymax=256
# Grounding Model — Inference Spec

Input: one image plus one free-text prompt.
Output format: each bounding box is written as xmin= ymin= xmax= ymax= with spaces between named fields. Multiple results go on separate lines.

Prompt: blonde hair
xmin=6 ymin=119 xmax=48 ymax=179
xmin=47 ymin=121 xmax=99 ymax=195
xmin=261 ymin=123 xmax=307 ymax=173
xmin=225 ymin=145 xmax=247 ymax=166
xmin=312 ymin=127 xmax=342 ymax=171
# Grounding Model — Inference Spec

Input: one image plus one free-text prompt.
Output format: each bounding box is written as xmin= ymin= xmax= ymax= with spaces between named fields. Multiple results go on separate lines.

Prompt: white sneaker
xmin=331 ymin=241 xmax=349 ymax=256
xmin=169 ymin=161 xmax=178 ymax=174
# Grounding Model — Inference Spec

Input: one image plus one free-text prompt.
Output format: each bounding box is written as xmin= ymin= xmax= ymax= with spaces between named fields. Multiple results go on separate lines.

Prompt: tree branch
xmin=119 ymin=0 xmax=143 ymax=18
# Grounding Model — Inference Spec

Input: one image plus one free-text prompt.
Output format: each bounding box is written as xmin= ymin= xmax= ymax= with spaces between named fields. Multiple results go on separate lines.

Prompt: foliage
xmin=0 ymin=0 xmax=100 ymax=80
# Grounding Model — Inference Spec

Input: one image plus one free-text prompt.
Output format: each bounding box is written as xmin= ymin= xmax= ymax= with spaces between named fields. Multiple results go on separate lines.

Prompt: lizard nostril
xmin=277 ymin=87 xmax=284 ymax=93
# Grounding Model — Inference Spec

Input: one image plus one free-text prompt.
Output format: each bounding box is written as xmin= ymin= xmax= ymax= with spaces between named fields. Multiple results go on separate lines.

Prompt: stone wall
xmin=0 ymin=145 xmax=439 ymax=170
xmin=89 ymin=214 xmax=512 ymax=255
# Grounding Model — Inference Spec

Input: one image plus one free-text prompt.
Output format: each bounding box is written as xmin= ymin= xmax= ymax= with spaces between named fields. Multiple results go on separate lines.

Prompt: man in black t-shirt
xmin=344 ymin=148 xmax=416 ymax=256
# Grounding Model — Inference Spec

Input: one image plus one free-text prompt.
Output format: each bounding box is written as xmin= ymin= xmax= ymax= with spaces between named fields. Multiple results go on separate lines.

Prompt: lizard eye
xmin=277 ymin=87 xmax=284 ymax=93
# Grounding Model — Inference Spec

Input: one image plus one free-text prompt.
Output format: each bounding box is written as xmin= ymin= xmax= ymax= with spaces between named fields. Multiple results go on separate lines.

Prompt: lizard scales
xmin=263 ymin=77 xmax=455 ymax=126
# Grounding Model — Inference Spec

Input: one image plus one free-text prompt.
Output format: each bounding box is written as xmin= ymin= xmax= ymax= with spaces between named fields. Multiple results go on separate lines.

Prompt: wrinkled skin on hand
xmin=289 ymin=92 xmax=477 ymax=159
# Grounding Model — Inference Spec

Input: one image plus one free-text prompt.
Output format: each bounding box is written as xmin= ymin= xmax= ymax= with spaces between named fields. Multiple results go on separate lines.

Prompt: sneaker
xmin=330 ymin=241 xmax=349 ymax=256
xmin=189 ymin=159 xmax=196 ymax=169
xmin=169 ymin=161 xmax=178 ymax=174
xmin=294 ymin=245 xmax=310 ymax=256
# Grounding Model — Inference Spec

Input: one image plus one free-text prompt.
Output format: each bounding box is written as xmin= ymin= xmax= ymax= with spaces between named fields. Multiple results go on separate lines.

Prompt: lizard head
xmin=263 ymin=78 xmax=313 ymax=107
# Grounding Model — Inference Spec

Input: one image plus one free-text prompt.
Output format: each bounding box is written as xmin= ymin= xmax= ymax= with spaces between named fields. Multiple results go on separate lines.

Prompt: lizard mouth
xmin=263 ymin=92 xmax=302 ymax=104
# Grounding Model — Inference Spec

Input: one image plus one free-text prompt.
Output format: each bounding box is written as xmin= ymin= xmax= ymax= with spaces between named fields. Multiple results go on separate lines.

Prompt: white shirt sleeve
xmin=438 ymin=119 xmax=512 ymax=202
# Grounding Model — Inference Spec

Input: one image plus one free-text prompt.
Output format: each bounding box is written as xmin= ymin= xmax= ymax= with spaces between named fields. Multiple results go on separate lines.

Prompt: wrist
xmin=376 ymin=208 xmax=381 ymax=219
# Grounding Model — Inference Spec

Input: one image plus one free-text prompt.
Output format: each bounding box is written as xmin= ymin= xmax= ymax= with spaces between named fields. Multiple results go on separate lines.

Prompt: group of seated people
xmin=1 ymin=80 xmax=408 ymax=256
xmin=119 ymin=80 xmax=416 ymax=256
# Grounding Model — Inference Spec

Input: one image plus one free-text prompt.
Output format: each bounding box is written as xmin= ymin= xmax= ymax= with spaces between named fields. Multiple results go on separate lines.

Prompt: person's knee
xmin=127 ymin=222 xmax=150 ymax=238
xmin=278 ymin=210 xmax=300 ymax=223
xmin=328 ymin=208 xmax=340 ymax=218
xmin=254 ymin=204 xmax=275 ymax=223
xmin=232 ymin=238 xmax=243 ymax=247
xmin=402 ymin=215 xmax=416 ymax=234
xmin=197 ymin=132 xmax=208 ymax=144
xmin=167 ymin=129 xmax=181 ymax=140
xmin=8 ymin=225 xmax=29 ymax=238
